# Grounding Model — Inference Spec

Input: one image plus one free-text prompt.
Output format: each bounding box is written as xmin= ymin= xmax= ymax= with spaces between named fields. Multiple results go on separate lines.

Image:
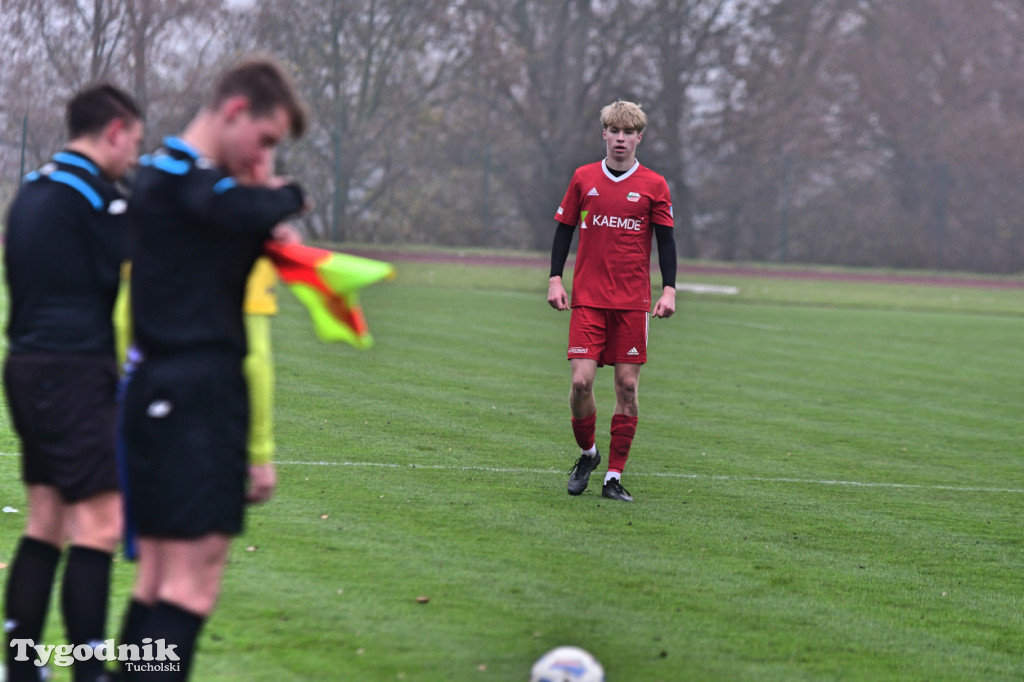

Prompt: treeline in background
xmin=2 ymin=0 xmax=1023 ymax=273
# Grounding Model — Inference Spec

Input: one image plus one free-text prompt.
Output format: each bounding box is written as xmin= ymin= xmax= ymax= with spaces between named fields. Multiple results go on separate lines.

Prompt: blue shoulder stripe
xmin=53 ymin=152 xmax=100 ymax=176
xmin=141 ymin=154 xmax=191 ymax=176
xmin=47 ymin=171 xmax=104 ymax=210
xmin=212 ymin=177 xmax=237 ymax=194
xmin=163 ymin=136 xmax=200 ymax=159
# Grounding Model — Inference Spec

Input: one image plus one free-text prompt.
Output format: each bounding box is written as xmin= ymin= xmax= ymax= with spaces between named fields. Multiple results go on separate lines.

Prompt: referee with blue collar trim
xmin=118 ymin=56 xmax=307 ymax=681
xmin=3 ymin=84 xmax=143 ymax=682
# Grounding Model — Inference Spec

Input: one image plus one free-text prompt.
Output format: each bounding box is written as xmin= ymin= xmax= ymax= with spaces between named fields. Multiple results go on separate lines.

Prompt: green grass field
xmin=0 ymin=257 xmax=1021 ymax=681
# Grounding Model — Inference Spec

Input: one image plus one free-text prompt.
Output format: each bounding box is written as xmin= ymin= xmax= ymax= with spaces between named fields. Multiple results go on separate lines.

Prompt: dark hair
xmin=65 ymin=84 xmax=143 ymax=140
xmin=210 ymin=55 xmax=308 ymax=139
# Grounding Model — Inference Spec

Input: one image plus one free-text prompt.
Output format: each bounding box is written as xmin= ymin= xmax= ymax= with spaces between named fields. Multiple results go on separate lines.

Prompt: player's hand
xmin=247 ymin=463 xmax=277 ymax=504
xmin=653 ymin=287 xmax=676 ymax=318
xmin=271 ymin=223 xmax=302 ymax=245
xmin=548 ymin=277 xmax=569 ymax=310
xmin=265 ymin=174 xmax=291 ymax=190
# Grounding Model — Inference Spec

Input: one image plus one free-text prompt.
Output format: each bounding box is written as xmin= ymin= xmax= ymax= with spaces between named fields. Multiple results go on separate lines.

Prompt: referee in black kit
xmin=118 ymin=56 xmax=308 ymax=681
xmin=3 ymin=85 xmax=143 ymax=682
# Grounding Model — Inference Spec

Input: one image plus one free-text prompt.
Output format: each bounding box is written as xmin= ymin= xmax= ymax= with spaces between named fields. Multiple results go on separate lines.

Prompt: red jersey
xmin=554 ymin=160 xmax=673 ymax=311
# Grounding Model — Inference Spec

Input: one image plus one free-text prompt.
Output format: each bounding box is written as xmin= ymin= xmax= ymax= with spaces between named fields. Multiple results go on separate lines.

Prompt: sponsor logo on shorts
xmin=626 ymin=347 xmax=640 ymax=356
xmin=569 ymin=346 xmax=589 ymax=354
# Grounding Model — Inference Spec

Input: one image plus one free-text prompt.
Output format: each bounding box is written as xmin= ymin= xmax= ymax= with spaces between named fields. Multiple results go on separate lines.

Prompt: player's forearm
xmin=654 ymin=223 xmax=677 ymax=289
xmin=550 ymin=222 xmax=576 ymax=278
xmin=186 ymin=176 xmax=305 ymax=235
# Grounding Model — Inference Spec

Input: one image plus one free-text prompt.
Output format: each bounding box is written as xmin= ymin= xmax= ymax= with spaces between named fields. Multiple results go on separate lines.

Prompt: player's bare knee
xmin=159 ymin=566 xmax=224 ymax=617
xmin=615 ymin=379 xmax=637 ymax=402
xmin=93 ymin=521 xmax=122 ymax=552
xmin=132 ymin=574 xmax=160 ymax=606
xmin=68 ymin=492 xmax=122 ymax=550
xmin=71 ymin=518 xmax=122 ymax=552
xmin=24 ymin=486 xmax=67 ymax=544
xmin=571 ymin=376 xmax=594 ymax=397
xmin=161 ymin=582 xmax=222 ymax=617
xmin=24 ymin=517 xmax=65 ymax=547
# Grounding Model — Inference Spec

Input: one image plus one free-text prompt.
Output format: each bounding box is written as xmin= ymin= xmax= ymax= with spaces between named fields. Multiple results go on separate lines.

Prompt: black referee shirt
xmin=127 ymin=137 xmax=304 ymax=359
xmin=4 ymin=150 xmax=127 ymax=355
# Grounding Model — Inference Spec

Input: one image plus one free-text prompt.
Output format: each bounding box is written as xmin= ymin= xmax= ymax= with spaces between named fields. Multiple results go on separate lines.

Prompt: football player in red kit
xmin=547 ymin=100 xmax=676 ymax=502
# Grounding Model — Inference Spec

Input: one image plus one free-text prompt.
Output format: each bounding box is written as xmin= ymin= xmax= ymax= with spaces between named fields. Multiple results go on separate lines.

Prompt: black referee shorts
xmin=3 ymin=353 xmax=120 ymax=503
xmin=122 ymin=352 xmax=249 ymax=538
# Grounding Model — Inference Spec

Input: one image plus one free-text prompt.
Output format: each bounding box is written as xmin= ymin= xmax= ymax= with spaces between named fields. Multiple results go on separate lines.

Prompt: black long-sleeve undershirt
xmin=654 ymin=223 xmax=676 ymax=289
xmin=549 ymin=222 xmax=575 ymax=279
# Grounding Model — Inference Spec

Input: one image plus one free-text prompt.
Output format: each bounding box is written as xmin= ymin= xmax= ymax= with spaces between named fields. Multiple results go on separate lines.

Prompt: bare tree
xmin=1 ymin=0 xmax=128 ymax=88
xmin=123 ymin=0 xmax=226 ymax=115
xmin=0 ymin=0 xmax=237 ymax=205
xmin=695 ymin=0 xmax=863 ymax=262
xmin=3 ymin=0 xmax=1024 ymax=270
xmin=249 ymin=0 xmax=476 ymax=242
xmin=646 ymin=0 xmax=744 ymax=258
xmin=467 ymin=0 xmax=664 ymax=249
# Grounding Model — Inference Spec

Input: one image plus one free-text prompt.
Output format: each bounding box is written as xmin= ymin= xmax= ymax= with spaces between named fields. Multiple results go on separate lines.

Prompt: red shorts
xmin=567 ymin=306 xmax=648 ymax=366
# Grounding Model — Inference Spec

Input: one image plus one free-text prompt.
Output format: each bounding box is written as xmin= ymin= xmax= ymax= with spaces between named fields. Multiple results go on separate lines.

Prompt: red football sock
xmin=608 ymin=414 xmax=638 ymax=473
xmin=571 ymin=413 xmax=597 ymax=451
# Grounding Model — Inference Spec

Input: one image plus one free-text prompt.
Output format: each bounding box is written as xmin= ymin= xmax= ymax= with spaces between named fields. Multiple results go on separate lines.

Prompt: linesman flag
xmin=264 ymin=242 xmax=395 ymax=348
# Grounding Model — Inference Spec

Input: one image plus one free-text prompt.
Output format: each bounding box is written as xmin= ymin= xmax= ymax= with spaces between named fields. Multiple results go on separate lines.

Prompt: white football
xmin=530 ymin=646 xmax=605 ymax=682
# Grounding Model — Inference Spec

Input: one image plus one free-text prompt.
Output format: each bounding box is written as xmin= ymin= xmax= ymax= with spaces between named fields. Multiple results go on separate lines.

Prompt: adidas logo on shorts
xmin=626 ymin=347 xmax=640 ymax=356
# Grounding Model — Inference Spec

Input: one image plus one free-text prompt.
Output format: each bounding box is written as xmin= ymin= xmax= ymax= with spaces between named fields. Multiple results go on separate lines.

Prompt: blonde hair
xmin=600 ymin=100 xmax=647 ymax=132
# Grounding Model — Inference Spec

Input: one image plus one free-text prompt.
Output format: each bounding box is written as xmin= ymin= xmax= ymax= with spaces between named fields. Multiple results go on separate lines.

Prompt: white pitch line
xmin=275 ymin=459 xmax=1024 ymax=495
xmin=676 ymin=283 xmax=740 ymax=295
xmin=0 ymin=452 xmax=1016 ymax=495
xmin=705 ymin=317 xmax=785 ymax=332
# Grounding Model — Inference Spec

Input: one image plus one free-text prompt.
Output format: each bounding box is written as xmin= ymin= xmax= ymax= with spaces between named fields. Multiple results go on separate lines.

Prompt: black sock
xmin=60 ymin=546 xmax=113 ymax=682
xmin=4 ymin=536 xmax=62 ymax=682
xmin=118 ymin=598 xmax=152 ymax=676
xmin=119 ymin=598 xmax=153 ymax=653
xmin=127 ymin=601 xmax=205 ymax=681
